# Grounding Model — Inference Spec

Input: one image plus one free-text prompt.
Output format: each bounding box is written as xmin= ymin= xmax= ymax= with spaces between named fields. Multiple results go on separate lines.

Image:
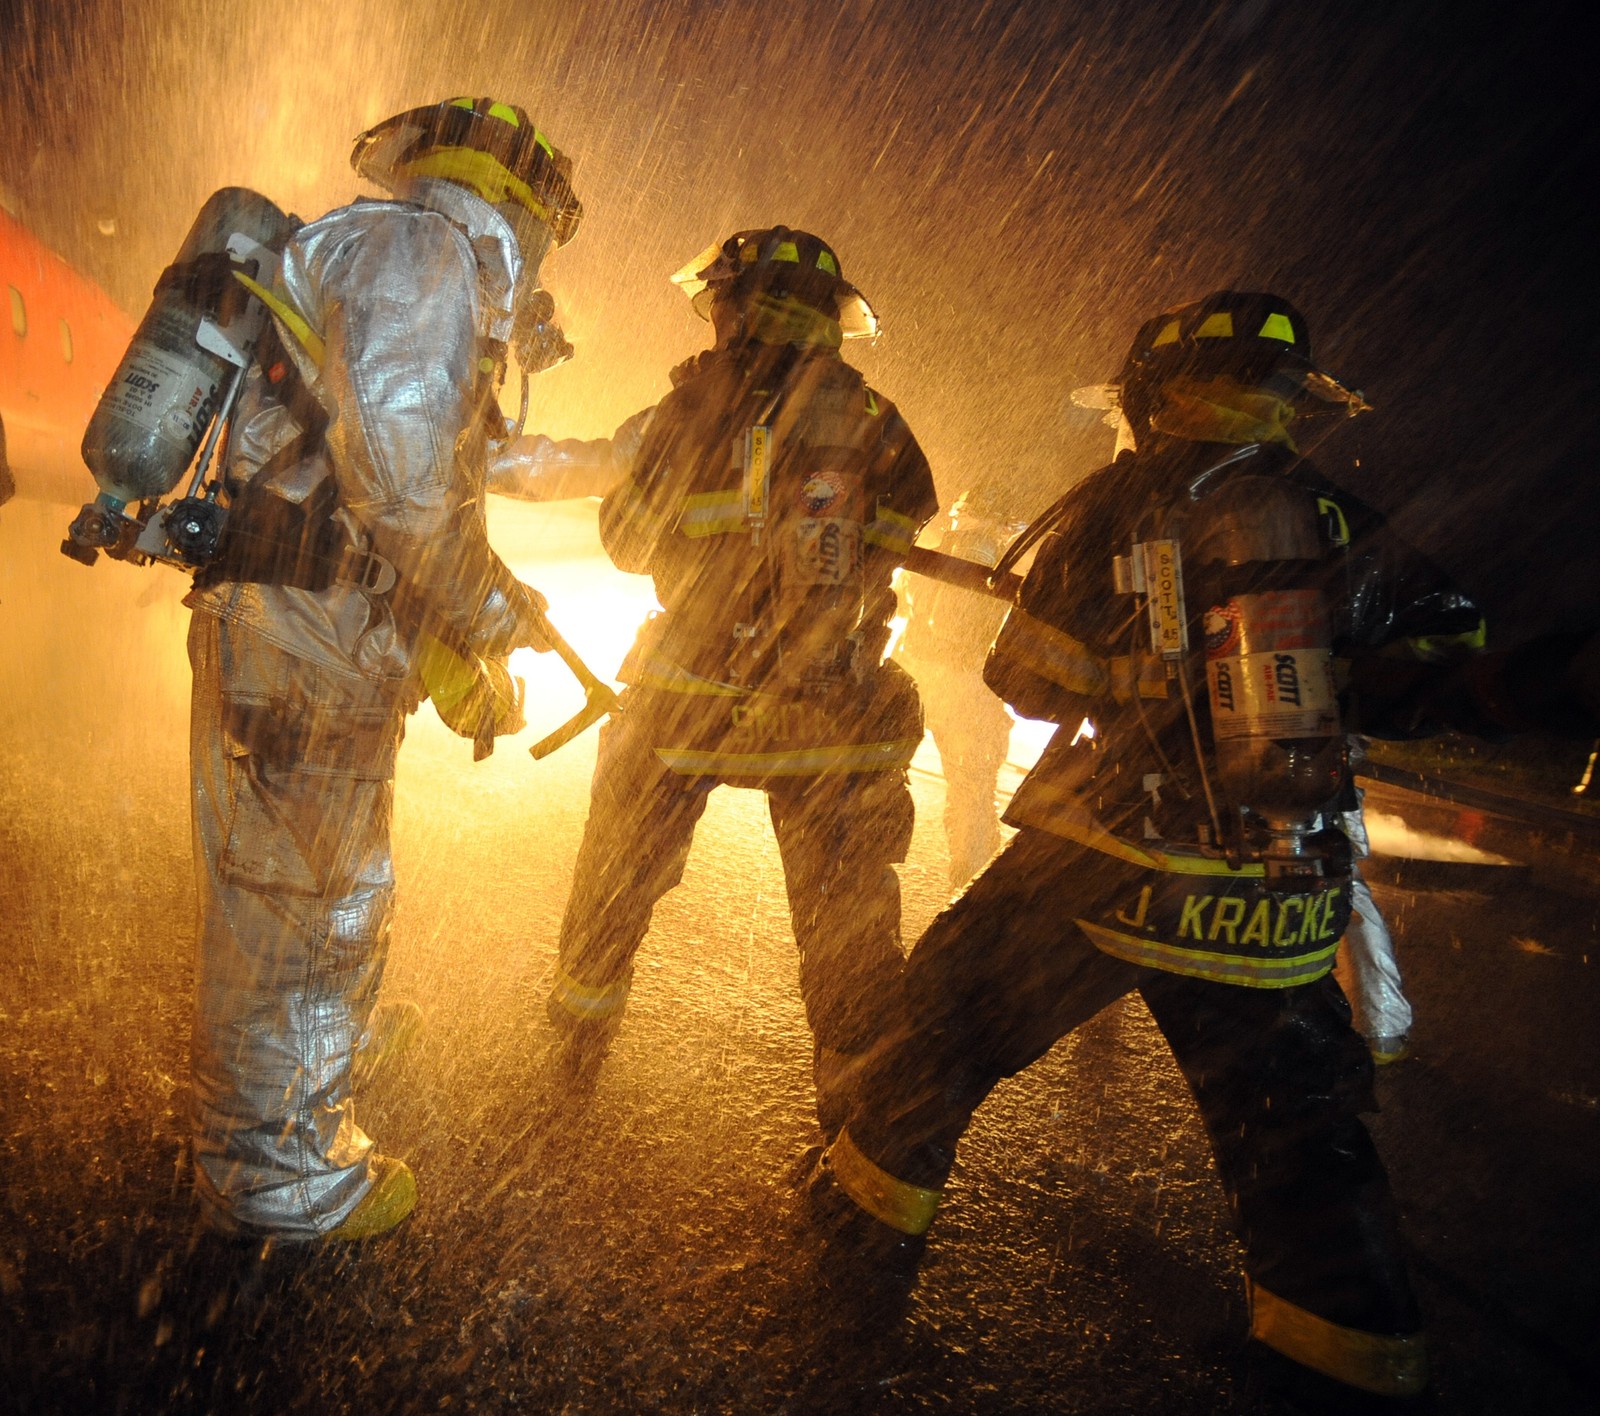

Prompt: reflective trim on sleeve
xmin=654 ymin=738 xmax=921 ymax=776
xmin=862 ymin=505 xmax=920 ymax=555
xmin=625 ymin=648 xmax=748 ymax=697
xmin=675 ymin=489 xmax=747 ymax=538
xmin=1076 ymin=919 xmax=1339 ymax=988
xmin=999 ymin=610 xmax=1111 ymax=697
xmin=1003 ymin=786 xmax=1266 ymax=877
xmin=1109 ymin=652 xmax=1171 ymax=702
xmin=829 ymin=1128 xmax=942 ymax=1236
xmin=549 ymin=967 xmax=632 ymax=1020
xmin=1407 ymin=617 xmax=1487 ymax=662
xmin=1249 ymin=1281 xmax=1429 ymax=1397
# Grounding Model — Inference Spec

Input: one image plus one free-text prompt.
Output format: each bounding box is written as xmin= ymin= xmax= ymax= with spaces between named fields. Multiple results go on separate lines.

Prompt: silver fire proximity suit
xmin=488 ymin=407 xmax=653 ymax=503
xmin=895 ymin=499 xmax=1021 ymax=885
xmin=185 ymin=176 xmax=545 ymax=1236
xmin=1337 ymin=790 xmax=1414 ymax=1055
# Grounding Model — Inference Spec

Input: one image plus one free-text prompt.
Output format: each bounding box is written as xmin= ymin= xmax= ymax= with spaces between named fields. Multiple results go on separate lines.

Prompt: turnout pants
xmin=189 ymin=613 xmax=404 ymax=1236
xmin=841 ymin=827 xmax=1424 ymax=1389
xmin=551 ymin=692 xmax=914 ymax=1108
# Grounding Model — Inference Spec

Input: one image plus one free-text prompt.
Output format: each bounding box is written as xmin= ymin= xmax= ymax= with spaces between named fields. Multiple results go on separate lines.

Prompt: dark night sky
xmin=2 ymin=0 xmax=1596 ymax=639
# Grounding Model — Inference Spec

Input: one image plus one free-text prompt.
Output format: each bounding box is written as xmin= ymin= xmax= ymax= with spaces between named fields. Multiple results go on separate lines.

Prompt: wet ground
xmin=2 ymin=499 xmax=1596 ymax=1414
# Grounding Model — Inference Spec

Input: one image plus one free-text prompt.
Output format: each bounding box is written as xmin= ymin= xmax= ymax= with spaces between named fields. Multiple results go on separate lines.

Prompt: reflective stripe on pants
xmin=843 ymin=827 xmax=1421 ymax=1347
xmin=555 ymin=694 xmax=913 ymax=1056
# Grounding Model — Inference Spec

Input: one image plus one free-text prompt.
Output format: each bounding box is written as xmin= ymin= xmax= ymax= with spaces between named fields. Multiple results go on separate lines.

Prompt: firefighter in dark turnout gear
xmin=548 ymin=228 xmax=937 ymax=1129
xmin=814 ymin=292 xmax=1483 ymax=1399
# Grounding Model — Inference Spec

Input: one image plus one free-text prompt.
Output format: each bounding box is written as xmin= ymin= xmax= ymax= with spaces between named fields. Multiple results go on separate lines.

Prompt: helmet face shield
xmin=352 ymin=98 xmax=582 ymax=246
xmin=670 ymin=227 xmax=880 ymax=338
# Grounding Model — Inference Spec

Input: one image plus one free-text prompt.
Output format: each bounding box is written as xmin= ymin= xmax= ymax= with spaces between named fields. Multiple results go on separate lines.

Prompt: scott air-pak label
xmin=1205 ymin=589 xmax=1339 ymax=741
xmin=103 ymin=344 xmax=219 ymax=453
xmin=783 ymin=469 xmax=864 ymax=587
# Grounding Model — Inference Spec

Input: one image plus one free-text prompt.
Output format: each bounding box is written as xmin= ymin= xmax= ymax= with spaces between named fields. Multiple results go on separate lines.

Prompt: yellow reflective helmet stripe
xmin=1259 ymin=311 xmax=1297 ymax=343
xmin=830 ymin=1129 xmax=942 ymax=1235
xmin=1195 ymin=311 xmax=1234 ymax=339
xmin=1152 ymin=318 xmax=1182 ymax=347
xmin=1249 ymin=1282 xmax=1429 ymax=1397
xmin=771 ymin=240 xmax=800 ymax=263
xmin=816 ymin=249 xmax=839 ymax=276
xmin=654 ymin=739 xmax=921 ymax=776
xmin=396 ymin=147 xmax=554 ymax=226
xmin=233 ymin=271 xmax=326 ymax=368
xmin=1076 ymin=919 xmax=1339 ymax=988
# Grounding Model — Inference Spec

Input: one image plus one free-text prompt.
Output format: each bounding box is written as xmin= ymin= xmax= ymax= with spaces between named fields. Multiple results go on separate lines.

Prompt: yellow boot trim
xmin=1248 ymin=1279 xmax=1428 ymax=1397
xmin=830 ymin=1128 xmax=942 ymax=1237
xmin=325 ymin=1157 xmax=417 ymax=1241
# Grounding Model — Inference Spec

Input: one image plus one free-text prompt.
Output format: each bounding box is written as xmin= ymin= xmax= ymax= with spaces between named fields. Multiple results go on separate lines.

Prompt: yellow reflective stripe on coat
xmin=654 ymin=738 xmax=921 ymax=776
xmin=626 ymin=649 xmax=747 ymax=696
xmin=830 ymin=1128 xmax=941 ymax=1236
xmin=233 ymin=271 xmax=326 ymax=368
xmin=1407 ymin=617 xmax=1487 ymax=661
xmin=862 ymin=505 xmax=919 ymax=555
xmin=1005 ymin=786 xmax=1267 ymax=877
xmin=549 ymin=967 xmax=632 ymax=1020
xmin=675 ymin=489 xmax=746 ymax=537
xmin=1076 ymin=920 xmax=1339 ymax=988
xmin=1108 ymin=652 xmax=1170 ymax=702
xmin=1000 ymin=610 xmax=1111 ymax=697
xmin=1249 ymin=1281 xmax=1429 ymax=1396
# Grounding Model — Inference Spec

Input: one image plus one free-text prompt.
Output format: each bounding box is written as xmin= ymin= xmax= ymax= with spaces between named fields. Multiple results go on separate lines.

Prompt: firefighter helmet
xmin=670 ymin=226 xmax=879 ymax=338
xmin=1075 ymin=291 xmax=1367 ymax=433
xmin=351 ymin=97 xmax=583 ymax=247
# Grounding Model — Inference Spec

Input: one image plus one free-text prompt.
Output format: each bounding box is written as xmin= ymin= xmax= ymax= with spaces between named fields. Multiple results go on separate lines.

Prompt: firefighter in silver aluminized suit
xmin=184 ymin=98 xmax=581 ymax=1240
xmin=895 ymin=488 xmax=1026 ymax=885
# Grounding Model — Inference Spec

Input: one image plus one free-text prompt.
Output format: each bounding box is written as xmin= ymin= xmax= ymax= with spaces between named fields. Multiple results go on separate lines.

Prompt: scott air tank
xmin=1193 ymin=474 xmax=1344 ymax=817
xmin=81 ymin=187 xmax=292 ymax=505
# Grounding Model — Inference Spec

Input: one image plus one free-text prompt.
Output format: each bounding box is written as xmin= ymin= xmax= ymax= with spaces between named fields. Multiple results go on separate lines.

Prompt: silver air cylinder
xmin=1192 ymin=475 xmax=1344 ymax=862
xmin=81 ymin=187 xmax=291 ymax=504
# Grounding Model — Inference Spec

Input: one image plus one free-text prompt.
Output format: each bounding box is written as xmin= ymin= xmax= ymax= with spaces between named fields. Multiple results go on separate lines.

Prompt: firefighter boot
xmin=324 ymin=1156 xmax=418 ymax=1242
xmin=806 ymin=1133 xmax=931 ymax=1281
xmin=545 ymin=990 xmax=624 ymax=1087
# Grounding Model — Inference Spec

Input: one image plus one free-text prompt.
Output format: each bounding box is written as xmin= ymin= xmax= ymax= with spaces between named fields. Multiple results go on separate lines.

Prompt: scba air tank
xmin=1203 ymin=587 xmax=1343 ymax=812
xmin=81 ymin=187 xmax=292 ymax=504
